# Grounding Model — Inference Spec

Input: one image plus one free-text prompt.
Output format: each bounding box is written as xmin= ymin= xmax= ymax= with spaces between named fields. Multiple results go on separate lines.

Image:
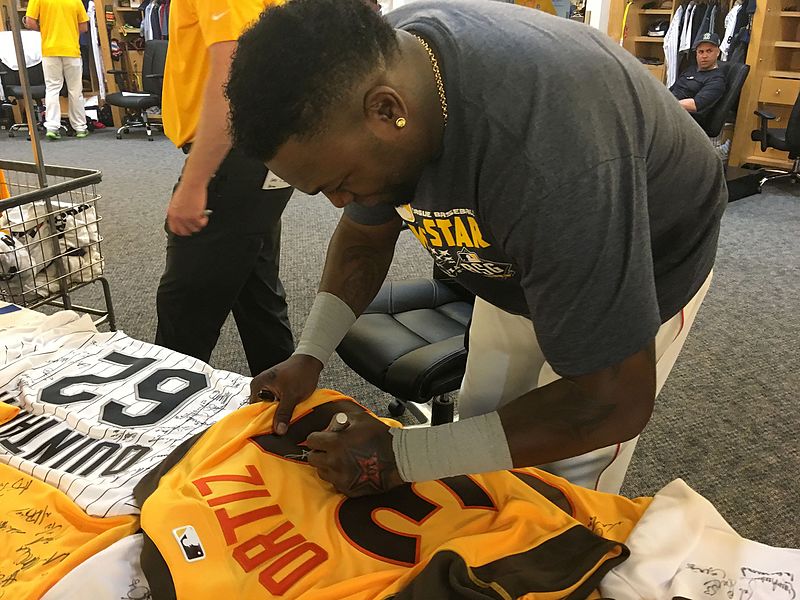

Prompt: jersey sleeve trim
xmin=133 ymin=431 xmax=204 ymax=505
xmin=392 ymin=527 xmax=630 ymax=599
xmin=134 ymin=432 xmax=204 ymax=600
xmin=141 ymin=531 xmax=178 ymax=600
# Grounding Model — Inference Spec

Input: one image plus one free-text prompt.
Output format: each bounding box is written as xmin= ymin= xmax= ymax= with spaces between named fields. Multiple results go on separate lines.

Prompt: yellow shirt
xmin=162 ymin=0 xmax=279 ymax=148
xmin=25 ymin=0 xmax=88 ymax=58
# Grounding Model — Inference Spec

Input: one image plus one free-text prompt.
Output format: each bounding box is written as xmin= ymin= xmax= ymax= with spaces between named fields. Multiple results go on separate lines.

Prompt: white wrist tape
xmin=390 ymin=412 xmax=514 ymax=482
xmin=293 ymin=292 xmax=357 ymax=367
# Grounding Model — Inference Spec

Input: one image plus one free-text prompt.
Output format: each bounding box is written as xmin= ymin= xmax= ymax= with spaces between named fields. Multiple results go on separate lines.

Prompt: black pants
xmin=155 ymin=148 xmax=294 ymax=376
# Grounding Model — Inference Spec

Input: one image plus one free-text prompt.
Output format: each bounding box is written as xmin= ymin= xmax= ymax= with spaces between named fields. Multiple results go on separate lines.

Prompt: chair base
xmin=7 ymin=102 xmax=44 ymax=139
xmin=8 ymin=122 xmax=55 ymax=140
xmin=116 ymin=111 xmax=160 ymax=141
xmin=758 ymin=158 xmax=800 ymax=190
xmin=6 ymin=102 xmax=69 ymax=140
xmin=8 ymin=122 xmax=31 ymax=138
xmin=390 ymin=394 xmax=456 ymax=426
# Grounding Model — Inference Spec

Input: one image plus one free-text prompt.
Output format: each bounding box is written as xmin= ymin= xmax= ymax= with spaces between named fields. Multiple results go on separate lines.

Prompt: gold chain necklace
xmin=412 ymin=34 xmax=448 ymax=126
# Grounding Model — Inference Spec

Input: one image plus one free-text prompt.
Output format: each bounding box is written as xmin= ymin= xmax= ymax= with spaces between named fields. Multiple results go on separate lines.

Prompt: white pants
xmin=42 ymin=56 xmax=86 ymax=133
xmin=458 ymin=271 xmax=713 ymax=494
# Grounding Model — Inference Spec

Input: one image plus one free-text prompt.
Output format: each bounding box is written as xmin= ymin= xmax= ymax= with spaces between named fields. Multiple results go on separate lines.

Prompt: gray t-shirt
xmin=348 ymin=0 xmax=727 ymax=377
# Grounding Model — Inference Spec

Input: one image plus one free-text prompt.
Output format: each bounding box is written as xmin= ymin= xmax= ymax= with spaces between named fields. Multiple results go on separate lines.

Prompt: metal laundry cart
xmin=0 ymin=160 xmax=115 ymax=328
xmin=0 ymin=2 xmax=116 ymax=329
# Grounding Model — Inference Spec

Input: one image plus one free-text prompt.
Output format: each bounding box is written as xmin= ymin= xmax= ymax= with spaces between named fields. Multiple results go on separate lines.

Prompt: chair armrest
xmin=107 ymin=69 xmax=126 ymax=75
xmin=753 ymin=109 xmax=776 ymax=152
xmin=754 ymin=109 xmax=776 ymax=121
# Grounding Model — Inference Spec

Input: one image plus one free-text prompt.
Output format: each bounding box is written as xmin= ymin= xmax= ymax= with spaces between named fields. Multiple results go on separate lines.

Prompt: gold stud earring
xmin=395 ymin=117 xmax=407 ymax=128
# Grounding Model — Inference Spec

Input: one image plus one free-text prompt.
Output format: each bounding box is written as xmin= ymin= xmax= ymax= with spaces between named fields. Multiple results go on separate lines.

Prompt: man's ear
xmin=363 ymin=85 xmax=408 ymax=139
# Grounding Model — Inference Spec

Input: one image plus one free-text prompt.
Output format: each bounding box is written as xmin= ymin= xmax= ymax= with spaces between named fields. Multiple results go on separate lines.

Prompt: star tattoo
xmin=347 ymin=449 xmax=395 ymax=493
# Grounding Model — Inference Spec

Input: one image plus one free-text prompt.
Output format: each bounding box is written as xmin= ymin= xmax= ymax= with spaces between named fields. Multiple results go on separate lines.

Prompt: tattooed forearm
xmin=498 ymin=342 xmax=657 ymax=468
xmin=538 ymin=379 xmax=617 ymax=439
xmin=319 ymin=217 xmax=400 ymax=316
xmin=336 ymin=245 xmax=394 ymax=312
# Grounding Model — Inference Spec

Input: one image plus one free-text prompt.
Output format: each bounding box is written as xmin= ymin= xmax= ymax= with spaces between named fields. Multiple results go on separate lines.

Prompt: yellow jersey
xmin=0 ymin=462 xmax=137 ymax=599
xmin=135 ymin=390 xmax=651 ymax=599
xmin=25 ymin=0 xmax=88 ymax=58
xmin=162 ymin=0 xmax=280 ymax=148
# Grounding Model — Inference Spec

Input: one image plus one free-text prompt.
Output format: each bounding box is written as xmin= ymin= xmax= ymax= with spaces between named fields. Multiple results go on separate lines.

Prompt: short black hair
xmin=227 ymin=0 xmax=400 ymax=161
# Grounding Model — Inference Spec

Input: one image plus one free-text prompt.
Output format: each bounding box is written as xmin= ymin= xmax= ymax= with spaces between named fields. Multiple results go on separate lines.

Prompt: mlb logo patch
xmin=172 ymin=525 xmax=206 ymax=562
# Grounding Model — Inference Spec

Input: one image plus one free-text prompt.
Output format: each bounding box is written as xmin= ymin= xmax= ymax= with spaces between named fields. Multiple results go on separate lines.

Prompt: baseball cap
xmin=693 ymin=32 xmax=721 ymax=49
xmin=647 ymin=20 xmax=670 ymax=37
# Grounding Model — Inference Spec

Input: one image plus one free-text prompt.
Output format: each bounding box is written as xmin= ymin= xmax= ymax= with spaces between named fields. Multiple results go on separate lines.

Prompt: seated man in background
xmin=670 ymin=32 xmax=727 ymax=122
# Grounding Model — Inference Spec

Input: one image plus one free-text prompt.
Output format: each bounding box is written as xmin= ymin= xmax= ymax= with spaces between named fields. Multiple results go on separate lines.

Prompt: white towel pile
xmin=0 ymin=199 xmax=103 ymax=303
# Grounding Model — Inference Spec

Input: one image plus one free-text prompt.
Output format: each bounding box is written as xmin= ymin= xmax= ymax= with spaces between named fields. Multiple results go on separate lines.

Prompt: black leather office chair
xmin=693 ymin=61 xmax=750 ymax=138
xmin=0 ymin=59 xmax=46 ymax=139
xmin=750 ymin=90 xmax=800 ymax=189
xmin=105 ymin=40 xmax=168 ymax=141
xmin=337 ymin=277 xmax=474 ymax=425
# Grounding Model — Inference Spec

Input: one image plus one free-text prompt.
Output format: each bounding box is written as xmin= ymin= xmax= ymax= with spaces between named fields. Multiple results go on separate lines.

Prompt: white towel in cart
xmin=3 ymin=199 xmax=101 ymax=247
xmin=0 ymin=199 xmax=102 ymax=302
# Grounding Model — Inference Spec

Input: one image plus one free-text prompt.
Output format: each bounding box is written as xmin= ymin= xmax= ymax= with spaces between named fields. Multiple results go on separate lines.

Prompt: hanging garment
xmin=721 ymin=1 xmax=743 ymax=59
xmin=163 ymin=0 xmax=170 ymax=39
xmin=691 ymin=2 xmax=713 ymax=49
xmin=159 ymin=2 xmax=168 ymax=39
xmin=679 ymin=2 xmax=697 ymax=52
xmin=619 ymin=0 xmax=634 ymax=45
xmin=140 ymin=1 xmax=154 ymax=41
xmin=0 ymin=30 xmax=42 ymax=100
xmin=150 ymin=1 xmax=162 ymax=40
xmin=708 ymin=3 xmax=718 ymax=34
xmin=88 ymin=1 xmax=106 ymax=99
xmin=664 ymin=4 xmax=685 ymax=87
xmin=0 ymin=30 xmax=42 ymax=71
xmin=727 ymin=0 xmax=757 ymax=63
xmin=143 ymin=0 xmax=153 ymax=39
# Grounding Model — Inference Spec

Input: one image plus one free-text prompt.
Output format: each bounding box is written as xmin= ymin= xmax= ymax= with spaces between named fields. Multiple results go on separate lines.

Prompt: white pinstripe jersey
xmin=0 ymin=312 xmax=250 ymax=517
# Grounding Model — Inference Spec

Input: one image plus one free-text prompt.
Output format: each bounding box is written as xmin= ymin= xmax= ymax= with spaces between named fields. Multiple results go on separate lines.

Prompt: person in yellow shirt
xmin=24 ymin=0 xmax=89 ymax=139
xmin=154 ymin=0 xmax=295 ymax=377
